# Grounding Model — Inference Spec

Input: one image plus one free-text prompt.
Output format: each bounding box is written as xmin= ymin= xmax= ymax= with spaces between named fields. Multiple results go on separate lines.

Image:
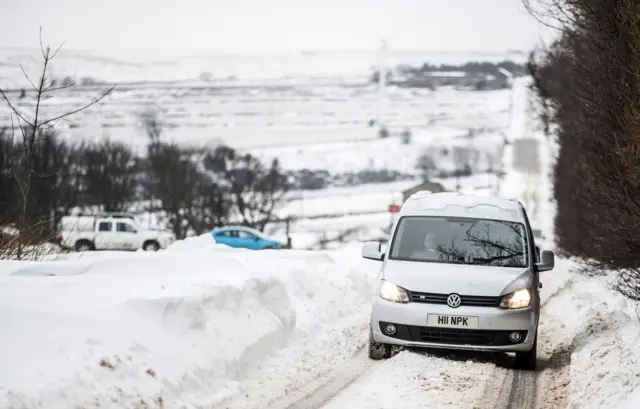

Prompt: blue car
xmin=211 ymin=226 xmax=285 ymax=250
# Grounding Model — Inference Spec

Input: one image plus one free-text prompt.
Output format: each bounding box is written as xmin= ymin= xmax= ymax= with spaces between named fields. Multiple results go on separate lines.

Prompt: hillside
xmin=0 ymin=49 xmax=514 ymax=157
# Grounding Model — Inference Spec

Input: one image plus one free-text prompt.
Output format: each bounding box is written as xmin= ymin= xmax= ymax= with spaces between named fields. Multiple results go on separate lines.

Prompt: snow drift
xmin=0 ymin=235 xmax=374 ymax=409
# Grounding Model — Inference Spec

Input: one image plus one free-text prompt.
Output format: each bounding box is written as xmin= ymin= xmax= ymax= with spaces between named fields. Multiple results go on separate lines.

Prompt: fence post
xmin=285 ymin=218 xmax=292 ymax=249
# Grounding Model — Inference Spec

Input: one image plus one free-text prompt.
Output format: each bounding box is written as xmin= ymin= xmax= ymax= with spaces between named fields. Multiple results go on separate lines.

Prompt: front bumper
xmin=371 ymin=295 xmax=538 ymax=352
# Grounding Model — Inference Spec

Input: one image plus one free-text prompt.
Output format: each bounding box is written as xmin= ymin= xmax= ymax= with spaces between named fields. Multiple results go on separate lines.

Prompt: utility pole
xmin=377 ymin=38 xmax=388 ymax=137
xmin=496 ymin=68 xmax=515 ymax=196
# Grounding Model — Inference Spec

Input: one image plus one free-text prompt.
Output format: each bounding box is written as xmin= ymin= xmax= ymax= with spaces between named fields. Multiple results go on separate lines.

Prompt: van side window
xmin=98 ymin=222 xmax=112 ymax=232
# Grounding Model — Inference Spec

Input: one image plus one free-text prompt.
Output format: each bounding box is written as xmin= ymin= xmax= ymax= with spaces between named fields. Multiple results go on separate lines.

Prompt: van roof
xmin=400 ymin=191 xmax=525 ymax=223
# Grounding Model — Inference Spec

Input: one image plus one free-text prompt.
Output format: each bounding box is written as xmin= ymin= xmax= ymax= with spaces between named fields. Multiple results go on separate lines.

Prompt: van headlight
xmin=499 ymin=288 xmax=532 ymax=309
xmin=378 ymin=280 xmax=410 ymax=303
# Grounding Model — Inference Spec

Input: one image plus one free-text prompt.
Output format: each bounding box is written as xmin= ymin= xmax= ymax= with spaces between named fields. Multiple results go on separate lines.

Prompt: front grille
xmin=379 ymin=322 xmax=527 ymax=346
xmin=409 ymin=291 xmax=500 ymax=308
xmin=409 ymin=327 xmax=527 ymax=346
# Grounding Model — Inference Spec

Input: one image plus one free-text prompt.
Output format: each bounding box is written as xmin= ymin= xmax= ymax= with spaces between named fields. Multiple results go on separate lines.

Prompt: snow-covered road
xmin=218 ymin=259 xmax=573 ymax=409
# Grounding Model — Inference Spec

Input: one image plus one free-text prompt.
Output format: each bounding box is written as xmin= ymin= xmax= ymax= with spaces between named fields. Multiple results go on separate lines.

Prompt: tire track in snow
xmin=474 ymin=354 xmax=536 ymax=409
xmin=506 ymin=370 xmax=537 ymax=409
xmin=475 ymin=278 xmax=575 ymax=409
xmin=262 ymin=347 xmax=375 ymax=409
xmin=217 ymin=345 xmax=376 ymax=409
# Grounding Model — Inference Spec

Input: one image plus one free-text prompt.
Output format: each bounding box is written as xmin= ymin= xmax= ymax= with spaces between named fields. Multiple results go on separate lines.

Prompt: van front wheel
xmin=514 ymin=334 xmax=537 ymax=370
xmin=368 ymin=329 xmax=392 ymax=360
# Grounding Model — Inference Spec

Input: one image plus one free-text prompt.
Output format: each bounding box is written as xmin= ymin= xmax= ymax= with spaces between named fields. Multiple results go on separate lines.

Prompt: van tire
xmin=514 ymin=333 xmax=537 ymax=370
xmin=368 ymin=329 xmax=392 ymax=360
xmin=75 ymin=240 xmax=94 ymax=252
xmin=143 ymin=240 xmax=160 ymax=252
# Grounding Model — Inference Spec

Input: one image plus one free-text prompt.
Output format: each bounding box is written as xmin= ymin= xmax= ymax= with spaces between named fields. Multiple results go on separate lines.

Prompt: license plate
xmin=427 ymin=314 xmax=479 ymax=328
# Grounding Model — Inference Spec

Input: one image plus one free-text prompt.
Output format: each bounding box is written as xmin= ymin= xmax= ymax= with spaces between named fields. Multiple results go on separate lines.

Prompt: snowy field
xmin=0 ymin=79 xmax=511 ymax=153
xmin=0 ymin=48 xmax=514 ymax=153
xmin=251 ymin=121 xmax=504 ymax=174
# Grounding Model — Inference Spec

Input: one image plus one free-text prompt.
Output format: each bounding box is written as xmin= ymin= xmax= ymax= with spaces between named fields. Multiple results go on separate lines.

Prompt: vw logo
xmin=446 ymin=293 xmax=462 ymax=308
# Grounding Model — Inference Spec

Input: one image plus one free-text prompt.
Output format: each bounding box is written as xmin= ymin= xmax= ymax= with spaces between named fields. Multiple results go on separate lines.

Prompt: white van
xmin=362 ymin=191 xmax=555 ymax=370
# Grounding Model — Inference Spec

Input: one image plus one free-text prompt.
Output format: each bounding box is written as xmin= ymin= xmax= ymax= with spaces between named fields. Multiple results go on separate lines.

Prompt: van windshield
xmin=388 ymin=216 xmax=529 ymax=268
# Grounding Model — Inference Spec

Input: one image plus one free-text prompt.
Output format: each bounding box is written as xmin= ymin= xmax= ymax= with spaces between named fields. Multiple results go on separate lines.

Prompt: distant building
xmin=402 ymin=180 xmax=447 ymax=203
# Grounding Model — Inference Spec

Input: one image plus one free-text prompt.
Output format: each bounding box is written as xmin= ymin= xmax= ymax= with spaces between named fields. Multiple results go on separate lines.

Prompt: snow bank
xmin=535 ymin=257 xmax=640 ymax=409
xmin=618 ymin=388 xmax=640 ymax=409
xmin=162 ymin=232 xmax=235 ymax=253
xmin=0 ymin=243 xmax=373 ymax=409
xmin=563 ymin=273 xmax=640 ymax=409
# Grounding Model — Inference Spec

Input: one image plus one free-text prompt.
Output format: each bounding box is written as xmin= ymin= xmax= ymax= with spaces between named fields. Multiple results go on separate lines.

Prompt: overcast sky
xmin=1 ymin=0 xmax=549 ymax=53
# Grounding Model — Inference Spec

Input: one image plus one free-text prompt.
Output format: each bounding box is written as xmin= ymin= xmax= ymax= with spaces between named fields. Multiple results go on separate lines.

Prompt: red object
xmin=388 ymin=204 xmax=401 ymax=213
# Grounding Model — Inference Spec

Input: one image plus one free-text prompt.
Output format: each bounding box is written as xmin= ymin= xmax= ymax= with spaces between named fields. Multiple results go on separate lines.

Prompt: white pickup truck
xmin=59 ymin=215 xmax=175 ymax=252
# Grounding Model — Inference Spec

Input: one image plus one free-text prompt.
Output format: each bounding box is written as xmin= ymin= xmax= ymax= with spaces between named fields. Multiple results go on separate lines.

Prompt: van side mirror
xmin=536 ymin=249 xmax=554 ymax=272
xmin=362 ymin=241 xmax=384 ymax=261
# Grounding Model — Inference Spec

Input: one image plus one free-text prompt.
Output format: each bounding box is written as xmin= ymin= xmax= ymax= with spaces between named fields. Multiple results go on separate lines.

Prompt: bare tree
xmin=204 ymin=146 xmax=290 ymax=231
xmin=80 ymin=138 xmax=139 ymax=211
xmin=524 ymin=0 xmax=640 ymax=301
xmin=0 ymin=29 xmax=116 ymax=259
xmin=0 ymin=127 xmax=19 ymax=225
xmin=140 ymin=111 xmax=231 ymax=238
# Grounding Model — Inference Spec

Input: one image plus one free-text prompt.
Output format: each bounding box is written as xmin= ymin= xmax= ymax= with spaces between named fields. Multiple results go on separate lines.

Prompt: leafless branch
xmin=49 ymin=42 xmax=65 ymax=60
xmin=0 ymin=89 xmax=34 ymax=127
xmin=38 ymin=84 xmax=116 ymax=128
xmin=19 ymin=65 xmax=39 ymax=93
xmin=39 ymin=27 xmax=47 ymax=60
xmin=43 ymin=83 xmax=76 ymax=93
